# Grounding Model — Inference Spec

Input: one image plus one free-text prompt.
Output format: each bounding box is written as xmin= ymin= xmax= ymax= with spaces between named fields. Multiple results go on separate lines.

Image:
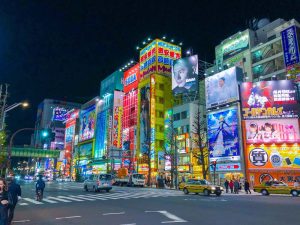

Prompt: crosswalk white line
xmin=68 ymin=195 xmax=96 ymax=201
xmin=22 ymin=198 xmax=43 ymax=205
xmin=42 ymin=199 xmax=58 ymax=203
xmin=47 ymin=196 xmax=71 ymax=202
xmin=56 ymin=196 xmax=84 ymax=201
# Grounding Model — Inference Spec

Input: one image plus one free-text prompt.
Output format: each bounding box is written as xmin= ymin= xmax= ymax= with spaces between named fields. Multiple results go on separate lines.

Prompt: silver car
xmin=83 ymin=174 xmax=113 ymax=192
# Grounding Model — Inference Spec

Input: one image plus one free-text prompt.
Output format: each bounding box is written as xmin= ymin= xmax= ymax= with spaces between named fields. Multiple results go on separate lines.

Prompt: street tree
xmin=191 ymin=105 xmax=209 ymax=180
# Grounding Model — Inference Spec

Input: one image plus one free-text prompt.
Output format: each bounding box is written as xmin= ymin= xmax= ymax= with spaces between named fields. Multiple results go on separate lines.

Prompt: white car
xmin=84 ymin=174 xmax=113 ymax=192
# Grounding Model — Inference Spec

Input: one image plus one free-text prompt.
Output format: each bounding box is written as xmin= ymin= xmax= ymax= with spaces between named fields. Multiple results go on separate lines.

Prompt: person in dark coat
xmin=244 ymin=179 xmax=251 ymax=194
xmin=0 ymin=178 xmax=9 ymax=225
xmin=229 ymin=180 xmax=234 ymax=193
xmin=7 ymin=175 xmax=22 ymax=225
xmin=224 ymin=180 xmax=229 ymax=193
xmin=234 ymin=180 xmax=240 ymax=194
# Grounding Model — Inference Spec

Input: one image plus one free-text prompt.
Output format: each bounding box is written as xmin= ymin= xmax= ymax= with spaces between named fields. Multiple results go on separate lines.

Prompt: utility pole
xmin=0 ymin=84 xmax=9 ymax=131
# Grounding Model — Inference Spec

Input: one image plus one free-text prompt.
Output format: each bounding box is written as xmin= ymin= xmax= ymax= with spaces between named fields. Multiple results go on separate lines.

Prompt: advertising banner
xmin=209 ymin=163 xmax=241 ymax=172
xmin=94 ymin=111 xmax=107 ymax=158
xmin=222 ymin=31 xmax=249 ymax=61
xmin=150 ymin=76 xmax=155 ymax=159
xmin=140 ymin=84 xmax=150 ymax=154
xmin=124 ymin=64 xmax=140 ymax=93
xmin=112 ymin=106 xmax=123 ymax=148
xmin=65 ymin=122 xmax=75 ymax=143
xmin=207 ymin=107 xmax=240 ymax=161
xmin=245 ymin=119 xmax=300 ymax=144
xmin=172 ymin=55 xmax=198 ymax=95
xmin=205 ymin=67 xmax=242 ymax=109
xmin=76 ymin=142 xmax=93 ymax=158
xmin=79 ymin=104 xmax=96 ymax=142
xmin=247 ymin=143 xmax=300 ymax=170
xmin=240 ymin=80 xmax=298 ymax=119
xmin=281 ymin=26 xmax=300 ymax=67
xmin=52 ymin=107 xmax=68 ymax=121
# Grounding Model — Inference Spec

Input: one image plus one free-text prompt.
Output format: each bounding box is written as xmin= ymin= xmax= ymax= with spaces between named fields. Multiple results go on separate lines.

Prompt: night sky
xmin=1 ymin=0 xmax=299 ymax=144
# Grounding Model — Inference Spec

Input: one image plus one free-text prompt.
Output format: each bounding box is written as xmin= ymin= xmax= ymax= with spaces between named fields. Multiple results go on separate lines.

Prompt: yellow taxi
xmin=180 ymin=179 xmax=223 ymax=196
xmin=253 ymin=181 xmax=300 ymax=197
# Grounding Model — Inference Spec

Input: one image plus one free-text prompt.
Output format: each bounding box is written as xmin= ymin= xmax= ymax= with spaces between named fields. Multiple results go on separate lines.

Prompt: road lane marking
xmin=19 ymin=203 xmax=29 ymax=206
xmin=68 ymin=195 xmax=96 ymax=201
xmin=103 ymin=212 xmax=125 ymax=215
xmin=56 ymin=196 xmax=84 ymax=201
xmin=120 ymin=223 xmax=136 ymax=225
xmin=56 ymin=216 xmax=82 ymax=220
xmin=42 ymin=199 xmax=58 ymax=203
xmin=12 ymin=220 xmax=30 ymax=223
xmin=47 ymin=197 xmax=71 ymax=202
xmin=145 ymin=210 xmax=187 ymax=223
xmin=22 ymin=198 xmax=43 ymax=205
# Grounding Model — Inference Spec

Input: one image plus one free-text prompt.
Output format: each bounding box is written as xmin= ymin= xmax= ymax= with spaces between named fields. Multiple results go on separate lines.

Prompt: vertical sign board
xmin=150 ymin=76 xmax=156 ymax=166
xmin=281 ymin=26 xmax=300 ymax=67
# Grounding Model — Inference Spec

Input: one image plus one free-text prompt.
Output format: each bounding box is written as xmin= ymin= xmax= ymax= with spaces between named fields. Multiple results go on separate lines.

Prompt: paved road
xmin=12 ymin=181 xmax=300 ymax=225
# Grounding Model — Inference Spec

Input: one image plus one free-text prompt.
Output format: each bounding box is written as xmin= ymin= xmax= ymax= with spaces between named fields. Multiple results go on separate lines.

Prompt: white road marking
xmin=103 ymin=212 xmax=125 ymax=215
xmin=22 ymin=198 xmax=43 ymax=205
xmin=42 ymin=199 xmax=58 ymax=203
xmin=68 ymin=195 xmax=96 ymax=201
xmin=56 ymin=196 xmax=84 ymax=201
xmin=56 ymin=216 xmax=81 ymax=220
xmin=47 ymin=197 xmax=71 ymax=202
xmin=12 ymin=220 xmax=30 ymax=223
xmin=120 ymin=223 xmax=136 ymax=225
xmin=19 ymin=203 xmax=29 ymax=206
xmin=145 ymin=210 xmax=187 ymax=223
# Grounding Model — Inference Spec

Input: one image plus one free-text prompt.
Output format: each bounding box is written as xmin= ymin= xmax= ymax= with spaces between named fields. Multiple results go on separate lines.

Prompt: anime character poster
xmin=245 ymin=119 xmax=300 ymax=144
xmin=240 ymin=80 xmax=298 ymax=119
xmin=140 ymin=84 xmax=150 ymax=154
xmin=79 ymin=104 xmax=96 ymax=142
xmin=208 ymin=107 xmax=240 ymax=160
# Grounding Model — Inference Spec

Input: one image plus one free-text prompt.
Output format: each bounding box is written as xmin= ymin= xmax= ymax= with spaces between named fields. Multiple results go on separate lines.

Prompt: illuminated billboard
xmin=247 ymin=143 xmax=300 ymax=170
xmin=240 ymin=80 xmax=298 ymax=119
xmin=94 ymin=110 xmax=107 ymax=158
xmin=52 ymin=107 xmax=68 ymax=121
xmin=207 ymin=107 xmax=240 ymax=161
xmin=123 ymin=64 xmax=140 ymax=93
xmin=140 ymin=84 xmax=150 ymax=154
xmin=76 ymin=142 xmax=93 ymax=158
xmin=79 ymin=104 xmax=96 ymax=142
xmin=172 ymin=55 xmax=198 ymax=95
xmin=205 ymin=67 xmax=242 ymax=109
xmin=140 ymin=39 xmax=181 ymax=78
xmin=65 ymin=109 xmax=79 ymax=144
xmin=112 ymin=91 xmax=123 ymax=148
xmin=245 ymin=119 xmax=300 ymax=144
xmin=281 ymin=26 xmax=300 ymax=67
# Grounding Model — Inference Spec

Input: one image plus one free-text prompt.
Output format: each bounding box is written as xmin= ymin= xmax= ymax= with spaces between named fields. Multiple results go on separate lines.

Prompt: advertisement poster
xmin=65 ymin=123 xmax=75 ymax=143
xmin=240 ymin=80 xmax=298 ymax=119
xmin=205 ymin=67 xmax=242 ymax=109
xmin=76 ymin=142 xmax=93 ymax=158
xmin=140 ymin=84 xmax=150 ymax=154
xmin=52 ymin=107 xmax=68 ymax=121
xmin=281 ymin=26 xmax=300 ymax=67
xmin=79 ymin=104 xmax=96 ymax=142
xmin=222 ymin=31 xmax=249 ymax=61
xmin=245 ymin=119 xmax=300 ymax=144
xmin=207 ymin=107 xmax=240 ymax=161
xmin=124 ymin=64 xmax=140 ymax=93
xmin=247 ymin=143 xmax=300 ymax=169
xmin=172 ymin=55 xmax=198 ymax=95
xmin=94 ymin=111 xmax=107 ymax=158
xmin=112 ymin=106 xmax=123 ymax=148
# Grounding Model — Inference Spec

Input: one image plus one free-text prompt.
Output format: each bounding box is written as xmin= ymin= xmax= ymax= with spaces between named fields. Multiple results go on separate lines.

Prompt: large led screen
xmin=124 ymin=64 xmax=140 ymax=93
xmin=140 ymin=84 xmax=150 ymax=154
xmin=172 ymin=55 xmax=198 ymax=95
xmin=208 ymin=107 xmax=240 ymax=161
xmin=245 ymin=119 xmax=300 ymax=144
xmin=79 ymin=104 xmax=96 ymax=142
xmin=205 ymin=67 xmax=242 ymax=109
xmin=240 ymin=80 xmax=298 ymax=119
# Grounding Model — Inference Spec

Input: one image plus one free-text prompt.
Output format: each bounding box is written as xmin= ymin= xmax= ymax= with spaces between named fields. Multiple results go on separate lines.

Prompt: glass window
xmin=159 ymin=83 xmax=164 ymax=90
xmin=174 ymin=113 xmax=180 ymax=121
xmin=181 ymin=111 xmax=187 ymax=119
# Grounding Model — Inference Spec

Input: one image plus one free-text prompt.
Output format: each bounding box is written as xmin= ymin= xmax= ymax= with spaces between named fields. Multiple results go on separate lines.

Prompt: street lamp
xmin=1 ymin=101 xmax=29 ymax=130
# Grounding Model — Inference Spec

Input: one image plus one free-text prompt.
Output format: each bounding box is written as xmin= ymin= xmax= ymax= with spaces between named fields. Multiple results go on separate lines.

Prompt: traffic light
xmin=42 ymin=130 xmax=49 ymax=138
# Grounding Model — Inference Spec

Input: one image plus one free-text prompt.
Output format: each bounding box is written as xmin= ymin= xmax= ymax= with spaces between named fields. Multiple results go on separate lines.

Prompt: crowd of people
xmin=223 ymin=179 xmax=251 ymax=194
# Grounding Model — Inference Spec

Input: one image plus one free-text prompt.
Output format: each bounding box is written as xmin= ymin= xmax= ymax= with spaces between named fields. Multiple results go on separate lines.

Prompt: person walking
xmin=234 ymin=180 xmax=239 ymax=194
xmin=224 ymin=180 xmax=229 ymax=193
xmin=294 ymin=180 xmax=299 ymax=187
xmin=0 ymin=178 xmax=9 ymax=225
xmin=244 ymin=179 xmax=251 ymax=194
xmin=7 ymin=175 xmax=21 ymax=225
xmin=229 ymin=180 xmax=234 ymax=193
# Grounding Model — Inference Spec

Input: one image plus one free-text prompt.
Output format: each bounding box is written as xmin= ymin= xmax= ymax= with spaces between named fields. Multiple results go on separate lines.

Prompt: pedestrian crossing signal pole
xmin=211 ymin=160 xmax=217 ymax=185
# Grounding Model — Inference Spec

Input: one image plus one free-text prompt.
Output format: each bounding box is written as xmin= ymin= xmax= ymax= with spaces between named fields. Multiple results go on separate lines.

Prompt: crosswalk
xmin=18 ymin=190 xmax=184 ymax=206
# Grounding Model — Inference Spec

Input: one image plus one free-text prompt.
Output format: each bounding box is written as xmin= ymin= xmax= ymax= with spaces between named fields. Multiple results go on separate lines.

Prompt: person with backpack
xmin=0 ymin=178 xmax=9 ymax=225
xmin=7 ymin=175 xmax=21 ymax=225
xmin=36 ymin=176 xmax=45 ymax=200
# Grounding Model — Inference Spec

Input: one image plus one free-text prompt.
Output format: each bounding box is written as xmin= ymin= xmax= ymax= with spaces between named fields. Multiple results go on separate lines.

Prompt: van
xmin=83 ymin=174 xmax=113 ymax=192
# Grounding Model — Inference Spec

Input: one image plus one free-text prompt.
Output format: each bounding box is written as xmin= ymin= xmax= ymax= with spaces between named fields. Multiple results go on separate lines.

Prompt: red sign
xmin=123 ymin=64 xmax=140 ymax=93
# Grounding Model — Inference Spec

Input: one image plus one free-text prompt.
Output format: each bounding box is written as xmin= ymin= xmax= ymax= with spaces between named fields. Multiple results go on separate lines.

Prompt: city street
xmin=12 ymin=182 xmax=300 ymax=225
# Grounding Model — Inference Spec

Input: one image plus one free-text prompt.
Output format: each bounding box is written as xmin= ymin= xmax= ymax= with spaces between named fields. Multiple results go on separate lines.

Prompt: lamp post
xmin=1 ymin=102 xmax=29 ymax=131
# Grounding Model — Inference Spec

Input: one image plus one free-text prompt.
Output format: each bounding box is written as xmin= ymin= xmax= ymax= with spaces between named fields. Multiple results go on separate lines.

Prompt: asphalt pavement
xmin=12 ymin=181 xmax=300 ymax=225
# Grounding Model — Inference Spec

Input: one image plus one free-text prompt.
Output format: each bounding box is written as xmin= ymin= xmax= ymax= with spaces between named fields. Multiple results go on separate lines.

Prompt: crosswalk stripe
xmin=42 ymin=199 xmax=58 ymax=203
xmin=19 ymin=203 xmax=28 ymax=206
xmin=47 ymin=197 xmax=71 ymax=202
xmin=68 ymin=195 xmax=96 ymax=201
xmin=56 ymin=196 xmax=84 ymax=201
xmin=22 ymin=198 xmax=43 ymax=205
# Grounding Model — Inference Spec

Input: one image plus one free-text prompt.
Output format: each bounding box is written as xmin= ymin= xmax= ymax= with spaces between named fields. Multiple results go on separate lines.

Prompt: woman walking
xmin=0 ymin=178 xmax=9 ymax=225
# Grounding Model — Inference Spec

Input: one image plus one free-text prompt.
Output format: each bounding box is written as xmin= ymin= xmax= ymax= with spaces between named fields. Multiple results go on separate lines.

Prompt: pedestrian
xmin=234 ymin=180 xmax=239 ymax=194
xmin=229 ymin=180 xmax=234 ymax=193
xmin=0 ymin=178 xmax=9 ymax=225
xmin=244 ymin=179 xmax=251 ymax=194
xmin=294 ymin=180 xmax=299 ymax=187
xmin=224 ymin=180 xmax=229 ymax=193
xmin=7 ymin=175 xmax=22 ymax=225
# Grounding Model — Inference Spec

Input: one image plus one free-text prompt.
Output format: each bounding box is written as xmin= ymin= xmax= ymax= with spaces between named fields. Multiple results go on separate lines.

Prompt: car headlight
xmin=220 ymin=187 xmax=224 ymax=191
xmin=211 ymin=187 xmax=216 ymax=190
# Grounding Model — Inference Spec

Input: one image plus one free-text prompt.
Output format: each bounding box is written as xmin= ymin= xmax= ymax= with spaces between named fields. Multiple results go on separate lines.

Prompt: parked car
xmin=83 ymin=174 xmax=113 ymax=192
xmin=181 ymin=179 xmax=223 ymax=196
xmin=179 ymin=179 xmax=199 ymax=190
xmin=254 ymin=181 xmax=300 ymax=197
